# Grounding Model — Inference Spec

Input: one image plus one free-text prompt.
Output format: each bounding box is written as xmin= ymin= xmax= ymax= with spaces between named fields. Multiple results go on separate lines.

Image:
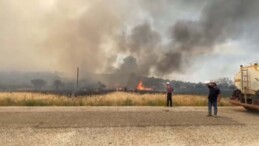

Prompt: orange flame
xmin=136 ymin=80 xmax=153 ymax=91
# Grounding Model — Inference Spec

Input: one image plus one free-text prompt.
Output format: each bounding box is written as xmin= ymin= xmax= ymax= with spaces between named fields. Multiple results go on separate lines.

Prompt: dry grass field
xmin=0 ymin=92 xmax=232 ymax=106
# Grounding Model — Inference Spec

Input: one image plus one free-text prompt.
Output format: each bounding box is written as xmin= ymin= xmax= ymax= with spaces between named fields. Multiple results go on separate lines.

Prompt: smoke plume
xmin=1 ymin=0 xmax=259 ymax=85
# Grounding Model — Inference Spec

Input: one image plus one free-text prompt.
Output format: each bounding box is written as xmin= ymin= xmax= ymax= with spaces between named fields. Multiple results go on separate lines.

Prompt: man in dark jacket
xmin=207 ymin=82 xmax=221 ymax=117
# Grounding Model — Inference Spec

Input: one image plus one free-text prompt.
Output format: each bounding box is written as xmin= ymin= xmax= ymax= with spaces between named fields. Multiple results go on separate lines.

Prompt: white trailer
xmin=230 ymin=63 xmax=259 ymax=111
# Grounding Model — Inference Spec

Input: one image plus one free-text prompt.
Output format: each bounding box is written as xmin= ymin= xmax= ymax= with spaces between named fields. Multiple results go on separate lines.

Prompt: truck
xmin=230 ymin=63 xmax=259 ymax=111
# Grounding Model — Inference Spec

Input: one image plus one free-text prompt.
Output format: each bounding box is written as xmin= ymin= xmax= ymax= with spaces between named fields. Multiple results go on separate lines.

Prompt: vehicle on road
xmin=230 ymin=63 xmax=259 ymax=111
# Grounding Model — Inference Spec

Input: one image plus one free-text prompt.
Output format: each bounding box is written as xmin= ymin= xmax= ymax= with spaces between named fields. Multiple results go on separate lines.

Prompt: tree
xmin=31 ymin=79 xmax=47 ymax=90
xmin=52 ymin=79 xmax=63 ymax=91
xmin=195 ymin=82 xmax=205 ymax=89
xmin=98 ymin=82 xmax=106 ymax=91
xmin=174 ymin=82 xmax=181 ymax=88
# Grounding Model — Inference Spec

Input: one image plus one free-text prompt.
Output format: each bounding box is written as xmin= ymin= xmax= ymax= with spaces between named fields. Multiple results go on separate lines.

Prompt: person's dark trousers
xmin=167 ymin=93 xmax=172 ymax=107
xmin=208 ymin=100 xmax=218 ymax=115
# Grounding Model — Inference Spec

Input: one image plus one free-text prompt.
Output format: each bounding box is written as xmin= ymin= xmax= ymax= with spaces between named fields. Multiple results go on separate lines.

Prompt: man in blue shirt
xmin=207 ymin=82 xmax=221 ymax=117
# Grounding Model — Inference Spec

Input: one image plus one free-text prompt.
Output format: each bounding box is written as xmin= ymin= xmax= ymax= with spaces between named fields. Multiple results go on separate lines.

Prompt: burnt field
xmin=10 ymin=89 xmax=166 ymax=97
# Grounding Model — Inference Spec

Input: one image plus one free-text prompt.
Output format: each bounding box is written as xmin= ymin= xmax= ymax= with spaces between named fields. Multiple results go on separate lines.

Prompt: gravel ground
xmin=0 ymin=106 xmax=258 ymax=146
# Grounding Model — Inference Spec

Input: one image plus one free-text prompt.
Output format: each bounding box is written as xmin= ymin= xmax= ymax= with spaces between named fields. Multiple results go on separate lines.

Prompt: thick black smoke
xmin=1 ymin=0 xmax=259 ymax=87
xmin=116 ymin=0 xmax=259 ymax=77
xmin=155 ymin=0 xmax=259 ymax=74
xmin=117 ymin=23 xmax=161 ymax=76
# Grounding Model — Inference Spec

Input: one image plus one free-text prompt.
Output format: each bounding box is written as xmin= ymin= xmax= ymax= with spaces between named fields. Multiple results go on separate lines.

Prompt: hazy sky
xmin=0 ymin=0 xmax=259 ymax=82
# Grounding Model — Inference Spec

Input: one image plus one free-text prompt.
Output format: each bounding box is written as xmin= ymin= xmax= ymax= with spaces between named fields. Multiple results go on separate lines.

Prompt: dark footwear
xmin=207 ymin=114 xmax=212 ymax=117
xmin=214 ymin=115 xmax=217 ymax=118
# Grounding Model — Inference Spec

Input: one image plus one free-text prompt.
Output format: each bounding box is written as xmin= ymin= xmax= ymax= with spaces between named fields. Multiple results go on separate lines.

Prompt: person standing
xmin=166 ymin=82 xmax=173 ymax=107
xmin=207 ymin=82 xmax=221 ymax=117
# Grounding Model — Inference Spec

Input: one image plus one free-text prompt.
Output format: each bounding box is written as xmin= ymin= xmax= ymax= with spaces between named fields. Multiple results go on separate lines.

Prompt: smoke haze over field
xmin=1 ymin=0 xmax=259 ymax=82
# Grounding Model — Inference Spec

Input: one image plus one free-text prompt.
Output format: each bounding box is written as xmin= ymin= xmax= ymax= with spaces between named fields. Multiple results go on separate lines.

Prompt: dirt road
xmin=0 ymin=106 xmax=258 ymax=146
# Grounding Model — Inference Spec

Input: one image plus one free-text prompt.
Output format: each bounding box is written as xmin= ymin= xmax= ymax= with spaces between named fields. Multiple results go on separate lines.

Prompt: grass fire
xmin=136 ymin=81 xmax=153 ymax=91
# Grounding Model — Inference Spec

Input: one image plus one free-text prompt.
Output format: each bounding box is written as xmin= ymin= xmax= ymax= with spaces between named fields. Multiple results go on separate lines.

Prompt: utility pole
xmin=77 ymin=67 xmax=79 ymax=91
